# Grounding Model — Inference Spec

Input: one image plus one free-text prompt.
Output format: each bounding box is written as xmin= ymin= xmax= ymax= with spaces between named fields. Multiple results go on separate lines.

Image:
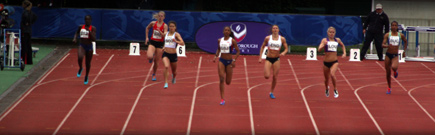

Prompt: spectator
xmin=361 ymin=3 xmax=389 ymax=61
xmin=20 ymin=0 xmax=37 ymax=64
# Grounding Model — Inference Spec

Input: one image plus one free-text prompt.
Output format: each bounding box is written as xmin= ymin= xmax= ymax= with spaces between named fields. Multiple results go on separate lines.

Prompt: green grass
xmin=0 ymin=44 xmax=55 ymax=95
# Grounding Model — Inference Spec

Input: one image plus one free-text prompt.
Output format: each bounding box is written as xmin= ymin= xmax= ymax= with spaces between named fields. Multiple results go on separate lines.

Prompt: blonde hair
xmin=152 ymin=11 xmax=165 ymax=20
xmin=327 ymin=26 xmax=336 ymax=33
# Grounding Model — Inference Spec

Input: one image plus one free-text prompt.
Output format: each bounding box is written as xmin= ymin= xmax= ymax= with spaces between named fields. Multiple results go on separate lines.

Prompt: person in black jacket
xmin=361 ymin=3 xmax=389 ymax=61
xmin=21 ymin=0 xmax=37 ymax=64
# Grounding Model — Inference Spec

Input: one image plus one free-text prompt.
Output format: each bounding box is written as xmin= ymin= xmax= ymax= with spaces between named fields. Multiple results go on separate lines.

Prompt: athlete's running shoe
xmin=269 ymin=93 xmax=276 ymax=99
xmin=77 ymin=68 xmax=83 ymax=77
xmin=84 ymin=76 xmax=88 ymax=85
xmin=172 ymin=78 xmax=176 ymax=84
xmin=152 ymin=74 xmax=157 ymax=81
xmin=334 ymin=90 xmax=339 ymax=98
xmin=164 ymin=83 xmax=168 ymax=89
xmin=386 ymin=88 xmax=391 ymax=94
xmin=220 ymin=99 xmax=225 ymax=105
xmin=394 ymin=71 xmax=398 ymax=78
xmin=325 ymin=89 xmax=330 ymax=97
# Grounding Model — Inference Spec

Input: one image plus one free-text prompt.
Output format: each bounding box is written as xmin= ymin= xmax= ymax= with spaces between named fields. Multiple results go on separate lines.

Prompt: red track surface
xmin=1 ymin=49 xmax=435 ymax=135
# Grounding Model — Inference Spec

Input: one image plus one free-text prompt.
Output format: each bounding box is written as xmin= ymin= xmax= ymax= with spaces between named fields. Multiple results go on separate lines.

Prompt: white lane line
xmin=244 ymin=57 xmax=250 ymax=88
xmin=421 ymin=63 xmax=435 ymax=74
xmin=91 ymin=54 xmax=114 ymax=85
xmin=408 ymin=84 xmax=435 ymax=124
xmin=142 ymin=63 xmax=155 ymax=86
xmin=53 ymin=55 xmax=114 ymax=135
xmin=120 ymin=82 xmax=159 ymax=135
xmin=300 ymin=84 xmax=321 ymax=135
xmin=287 ymin=59 xmax=301 ymax=89
xmin=195 ymin=56 xmax=202 ymax=87
xmin=186 ymin=82 xmax=216 ymax=135
xmin=0 ymin=53 xmax=70 ymax=122
xmin=338 ymin=67 xmax=354 ymax=90
xmin=354 ymin=82 xmax=385 ymax=135
xmin=375 ymin=61 xmax=407 ymax=91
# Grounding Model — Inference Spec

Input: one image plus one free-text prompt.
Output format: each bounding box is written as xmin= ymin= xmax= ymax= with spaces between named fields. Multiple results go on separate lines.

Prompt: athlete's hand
xmin=231 ymin=61 xmax=236 ymax=68
xmin=213 ymin=57 xmax=217 ymax=63
xmin=280 ymin=52 xmax=285 ymax=56
xmin=258 ymin=58 xmax=262 ymax=63
xmin=382 ymin=44 xmax=389 ymax=48
xmin=73 ymin=38 xmax=76 ymax=43
xmin=342 ymin=53 xmax=346 ymax=58
xmin=145 ymin=38 xmax=149 ymax=45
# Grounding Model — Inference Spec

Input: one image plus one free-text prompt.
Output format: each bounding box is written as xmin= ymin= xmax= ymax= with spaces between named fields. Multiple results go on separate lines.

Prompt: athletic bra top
xmin=325 ymin=38 xmax=338 ymax=52
xmin=267 ymin=35 xmax=282 ymax=51
xmin=219 ymin=37 xmax=233 ymax=54
xmin=151 ymin=22 xmax=165 ymax=42
xmin=80 ymin=25 xmax=92 ymax=39
xmin=388 ymin=32 xmax=401 ymax=46
xmin=164 ymin=32 xmax=177 ymax=48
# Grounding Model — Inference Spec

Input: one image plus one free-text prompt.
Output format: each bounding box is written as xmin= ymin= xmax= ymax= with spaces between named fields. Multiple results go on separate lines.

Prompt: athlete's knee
xmin=219 ymin=77 xmax=225 ymax=83
xmin=264 ymin=75 xmax=270 ymax=79
xmin=226 ymin=80 xmax=231 ymax=85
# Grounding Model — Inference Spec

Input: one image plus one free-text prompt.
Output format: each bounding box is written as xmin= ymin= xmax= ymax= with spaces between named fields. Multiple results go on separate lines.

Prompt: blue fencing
xmin=8 ymin=6 xmax=363 ymax=46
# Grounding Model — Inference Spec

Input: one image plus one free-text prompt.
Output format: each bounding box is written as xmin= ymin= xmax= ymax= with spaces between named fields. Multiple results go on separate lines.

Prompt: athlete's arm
xmin=174 ymin=33 xmax=185 ymax=46
xmin=213 ymin=39 xmax=221 ymax=63
xmin=258 ymin=36 xmax=269 ymax=63
xmin=73 ymin=26 xmax=81 ymax=43
xmin=382 ymin=33 xmax=389 ymax=48
xmin=280 ymin=37 xmax=288 ymax=56
xmin=318 ymin=38 xmax=326 ymax=52
xmin=337 ymin=38 xmax=346 ymax=58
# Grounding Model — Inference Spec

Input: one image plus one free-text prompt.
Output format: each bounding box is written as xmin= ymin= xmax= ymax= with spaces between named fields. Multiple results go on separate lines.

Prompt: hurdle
xmin=404 ymin=26 xmax=435 ymax=62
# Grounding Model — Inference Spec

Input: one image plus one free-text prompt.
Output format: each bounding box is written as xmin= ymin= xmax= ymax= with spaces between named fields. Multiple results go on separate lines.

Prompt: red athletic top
xmin=80 ymin=25 xmax=92 ymax=39
xmin=150 ymin=22 xmax=165 ymax=42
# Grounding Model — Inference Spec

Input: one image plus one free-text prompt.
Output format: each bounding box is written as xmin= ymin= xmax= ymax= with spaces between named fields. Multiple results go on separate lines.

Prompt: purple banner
xmin=195 ymin=22 xmax=272 ymax=55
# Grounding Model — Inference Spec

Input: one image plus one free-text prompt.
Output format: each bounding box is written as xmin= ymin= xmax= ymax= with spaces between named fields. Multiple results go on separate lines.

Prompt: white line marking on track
xmin=338 ymin=68 xmax=354 ymax=90
xmin=300 ymin=84 xmax=320 ymax=135
xmin=287 ymin=59 xmax=301 ymax=89
xmin=354 ymin=82 xmax=385 ymax=135
xmin=186 ymin=82 xmax=215 ymax=135
xmin=375 ymin=61 xmax=407 ymax=91
xmin=91 ymin=54 xmax=114 ymax=85
xmin=408 ymin=84 xmax=435 ymax=124
xmin=0 ymin=53 xmax=71 ymax=122
xmin=244 ymin=57 xmax=250 ymax=88
xmin=120 ymin=82 xmax=159 ymax=135
xmin=142 ymin=63 xmax=155 ymax=86
xmin=421 ymin=63 xmax=435 ymax=74
xmin=53 ymin=55 xmax=114 ymax=135
xmin=195 ymin=56 xmax=202 ymax=87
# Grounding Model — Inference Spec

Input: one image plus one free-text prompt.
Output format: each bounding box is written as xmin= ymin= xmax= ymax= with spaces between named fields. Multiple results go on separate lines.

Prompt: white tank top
xmin=389 ymin=32 xmax=400 ymax=46
xmin=219 ymin=37 xmax=232 ymax=54
xmin=267 ymin=35 xmax=282 ymax=51
xmin=164 ymin=32 xmax=177 ymax=48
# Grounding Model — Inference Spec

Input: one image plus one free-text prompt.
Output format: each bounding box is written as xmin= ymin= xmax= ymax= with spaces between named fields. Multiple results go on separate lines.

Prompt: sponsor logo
xmin=230 ymin=22 xmax=247 ymax=43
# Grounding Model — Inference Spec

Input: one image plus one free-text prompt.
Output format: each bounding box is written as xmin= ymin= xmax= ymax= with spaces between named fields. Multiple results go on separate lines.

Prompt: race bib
xmin=80 ymin=29 xmax=89 ymax=38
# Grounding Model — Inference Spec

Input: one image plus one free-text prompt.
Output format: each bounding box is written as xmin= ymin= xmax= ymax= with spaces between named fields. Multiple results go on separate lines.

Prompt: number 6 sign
xmin=177 ymin=45 xmax=186 ymax=57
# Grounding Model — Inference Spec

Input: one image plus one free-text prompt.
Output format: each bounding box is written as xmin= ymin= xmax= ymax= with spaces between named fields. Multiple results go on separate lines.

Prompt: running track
xmin=1 ymin=49 xmax=435 ymax=134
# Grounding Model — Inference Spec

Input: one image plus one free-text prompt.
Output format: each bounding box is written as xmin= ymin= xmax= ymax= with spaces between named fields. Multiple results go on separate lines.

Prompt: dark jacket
xmin=20 ymin=10 xmax=37 ymax=34
xmin=363 ymin=11 xmax=389 ymax=34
